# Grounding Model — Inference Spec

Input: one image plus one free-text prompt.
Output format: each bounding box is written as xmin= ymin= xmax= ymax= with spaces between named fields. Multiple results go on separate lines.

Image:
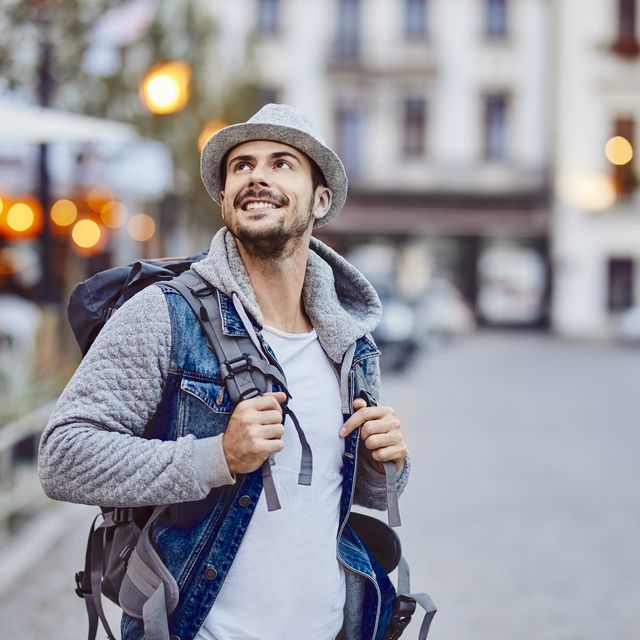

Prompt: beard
xmin=225 ymin=189 xmax=314 ymax=260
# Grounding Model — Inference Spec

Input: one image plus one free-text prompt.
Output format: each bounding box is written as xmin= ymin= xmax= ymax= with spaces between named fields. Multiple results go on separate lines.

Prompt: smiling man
xmin=39 ymin=104 xmax=410 ymax=640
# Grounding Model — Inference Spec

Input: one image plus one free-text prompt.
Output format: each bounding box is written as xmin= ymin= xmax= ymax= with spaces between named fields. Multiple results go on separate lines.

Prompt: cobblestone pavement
xmin=383 ymin=331 xmax=640 ymax=640
xmin=0 ymin=331 xmax=637 ymax=639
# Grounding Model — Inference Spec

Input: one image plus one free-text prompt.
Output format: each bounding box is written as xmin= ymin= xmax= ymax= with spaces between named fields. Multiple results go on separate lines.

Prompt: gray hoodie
xmin=38 ymin=228 xmax=409 ymax=508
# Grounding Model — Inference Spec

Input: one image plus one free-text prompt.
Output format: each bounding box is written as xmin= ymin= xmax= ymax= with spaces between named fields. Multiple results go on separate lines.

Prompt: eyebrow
xmin=227 ymin=151 xmax=302 ymax=167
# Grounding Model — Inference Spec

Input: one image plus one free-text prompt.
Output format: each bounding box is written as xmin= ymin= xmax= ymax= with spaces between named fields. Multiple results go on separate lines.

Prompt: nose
xmin=247 ymin=162 xmax=270 ymax=187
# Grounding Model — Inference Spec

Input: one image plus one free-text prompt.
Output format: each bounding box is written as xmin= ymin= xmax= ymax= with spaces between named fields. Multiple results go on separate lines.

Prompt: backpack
xmin=68 ymin=255 xmax=436 ymax=640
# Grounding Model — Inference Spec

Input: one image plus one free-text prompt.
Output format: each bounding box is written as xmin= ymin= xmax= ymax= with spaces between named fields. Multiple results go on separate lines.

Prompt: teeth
xmin=245 ymin=201 xmax=277 ymax=211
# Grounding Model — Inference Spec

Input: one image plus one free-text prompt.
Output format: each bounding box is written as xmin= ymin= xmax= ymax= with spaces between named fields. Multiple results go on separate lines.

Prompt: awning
xmin=0 ymin=100 xmax=137 ymax=144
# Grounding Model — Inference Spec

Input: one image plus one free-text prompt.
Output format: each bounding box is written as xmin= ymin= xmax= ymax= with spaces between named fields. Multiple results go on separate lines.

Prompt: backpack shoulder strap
xmin=353 ymin=378 xmax=402 ymax=528
xmin=163 ymin=270 xmax=315 ymax=512
xmin=164 ymin=271 xmax=286 ymax=401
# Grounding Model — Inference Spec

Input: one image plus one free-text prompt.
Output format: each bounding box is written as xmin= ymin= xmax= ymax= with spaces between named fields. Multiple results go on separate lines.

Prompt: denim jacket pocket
xmin=179 ymin=377 xmax=233 ymax=439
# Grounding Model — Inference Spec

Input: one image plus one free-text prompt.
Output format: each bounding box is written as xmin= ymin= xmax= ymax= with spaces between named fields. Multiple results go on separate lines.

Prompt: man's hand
xmin=340 ymin=398 xmax=408 ymax=473
xmin=222 ymin=391 xmax=287 ymax=475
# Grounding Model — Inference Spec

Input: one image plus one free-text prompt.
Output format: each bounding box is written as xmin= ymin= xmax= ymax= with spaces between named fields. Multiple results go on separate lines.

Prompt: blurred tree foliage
xmin=0 ymin=0 xmax=262 ymax=228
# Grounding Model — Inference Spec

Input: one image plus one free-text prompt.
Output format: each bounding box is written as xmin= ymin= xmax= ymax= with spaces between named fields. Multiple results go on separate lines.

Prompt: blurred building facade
xmin=206 ymin=0 xmax=552 ymax=327
xmin=552 ymin=0 xmax=640 ymax=338
xmin=206 ymin=0 xmax=640 ymax=338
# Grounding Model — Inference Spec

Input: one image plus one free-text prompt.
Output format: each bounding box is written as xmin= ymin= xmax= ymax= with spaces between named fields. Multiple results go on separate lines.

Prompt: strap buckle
xmin=75 ymin=571 xmax=89 ymax=598
xmin=222 ymin=354 xmax=252 ymax=377
xmin=111 ymin=507 xmax=133 ymax=524
xmin=385 ymin=595 xmax=417 ymax=640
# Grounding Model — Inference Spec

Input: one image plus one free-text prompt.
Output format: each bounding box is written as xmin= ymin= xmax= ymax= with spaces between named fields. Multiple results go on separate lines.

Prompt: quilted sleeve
xmin=38 ymin=285 xmax=234 ymax=507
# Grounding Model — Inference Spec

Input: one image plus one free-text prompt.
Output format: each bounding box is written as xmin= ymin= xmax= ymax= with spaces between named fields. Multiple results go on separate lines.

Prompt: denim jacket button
xmin=204 ymin=566 xmax=217 ymax=580
xmin=238 ymin=495 xmax=251 ymax=507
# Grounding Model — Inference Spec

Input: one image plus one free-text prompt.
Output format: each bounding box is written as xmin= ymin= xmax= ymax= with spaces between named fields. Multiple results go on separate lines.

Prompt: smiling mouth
xmin=241 ymin=200 xmax=282 ymax=211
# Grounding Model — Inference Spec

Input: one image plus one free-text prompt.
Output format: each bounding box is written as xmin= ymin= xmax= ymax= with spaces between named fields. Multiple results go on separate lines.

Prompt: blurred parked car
xmin=373 ymin=293 xmax=421 ymax=373
xmin=412 ymin=279 xmax=476 ymax=347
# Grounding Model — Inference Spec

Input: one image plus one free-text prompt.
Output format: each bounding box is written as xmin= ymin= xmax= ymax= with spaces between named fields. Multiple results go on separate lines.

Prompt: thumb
xmin=352 ymin=397 xmax=367 ymax=410
xmin=266 ymin=391 xmax=288 ymax=405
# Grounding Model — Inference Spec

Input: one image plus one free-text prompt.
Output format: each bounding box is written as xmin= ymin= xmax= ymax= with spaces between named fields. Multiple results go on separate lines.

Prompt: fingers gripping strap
xmin=142 ymin=582 xmax=170 ymax=640
xmin=384 ymin=461 xmax=402 ymax=527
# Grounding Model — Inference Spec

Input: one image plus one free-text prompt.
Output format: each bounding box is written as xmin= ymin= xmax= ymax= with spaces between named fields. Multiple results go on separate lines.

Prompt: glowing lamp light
xmin=100 ymin=200 xmax=128 ymax=228
xmin=198 ymin=120 xmax=227 ymax=151
xmin=605 ymin=136 xmax=633 ymax=166
xmin=2 ymin=198 xmax=43 ymax=239
xmin=7 ymin=202 xmax=35 ymax=232
xmin=87 ymin=186 xmax=114 ymax=213
xmin=50 ymin=199 xmax=78 ymax=227
xmin=127 ymin=213 xmax=156 ymax=242
xmin=559 ymin=173 xmax=617 ymax=212
xmin=72 ymin=219 xmax=102 ymax=249
xmin=140 ymin=61 xmax=192 ymax=115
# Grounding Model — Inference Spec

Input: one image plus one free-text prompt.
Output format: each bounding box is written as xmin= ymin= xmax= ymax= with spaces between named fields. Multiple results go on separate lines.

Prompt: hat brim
xmin=200 ymin=122 xmax=347 ymax=228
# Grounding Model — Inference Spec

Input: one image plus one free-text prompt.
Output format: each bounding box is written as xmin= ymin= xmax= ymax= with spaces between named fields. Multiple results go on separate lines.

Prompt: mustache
xmin=234 ymin=189 xmax=289 ymax=210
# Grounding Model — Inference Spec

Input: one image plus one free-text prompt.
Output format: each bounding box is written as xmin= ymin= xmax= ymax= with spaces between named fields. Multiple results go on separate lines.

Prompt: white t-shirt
xmin=198 ymin=324 xmax=346 ymax=640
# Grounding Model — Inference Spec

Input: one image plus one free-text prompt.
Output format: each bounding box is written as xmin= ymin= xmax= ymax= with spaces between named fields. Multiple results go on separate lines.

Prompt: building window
xmin=612 ymin=118 xmax=636 ymax=197
xmin=403 ymin=97 xmax=427 ymax=157
xmin=483 ymin=93 xmax=508 ymax=161
xmin=486 ymin=0 xmax=507 ymax=40
xmin=256 ymin=0 xmax=279 ymax=36
xmin=608 ymin=257 xmax=634 ymax=312
xmin=334 ymin=0 xmax=361 ymax=60
xmin=613 ymin=0 xmax=640 ymax=56
xmin=405 ymin=0 xmax=428 ymax=41
xmin=335 ymin=106 xmax=363 ymax=176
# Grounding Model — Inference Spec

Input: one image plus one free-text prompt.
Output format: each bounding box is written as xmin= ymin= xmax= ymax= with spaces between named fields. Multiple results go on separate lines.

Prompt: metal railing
xmin=0 ymin=401 xmax=56 ymax=539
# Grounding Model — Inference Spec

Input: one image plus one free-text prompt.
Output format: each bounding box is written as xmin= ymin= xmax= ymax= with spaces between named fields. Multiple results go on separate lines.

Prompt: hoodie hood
xmin=191 ymin=228 xmax=381 ymax=363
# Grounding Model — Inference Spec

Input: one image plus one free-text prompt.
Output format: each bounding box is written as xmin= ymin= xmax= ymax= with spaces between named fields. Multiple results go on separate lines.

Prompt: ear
xmin=312 ymin=186 xmax=332 ymax=222
xmin=219 ymin=191 xmax=225 ymax=219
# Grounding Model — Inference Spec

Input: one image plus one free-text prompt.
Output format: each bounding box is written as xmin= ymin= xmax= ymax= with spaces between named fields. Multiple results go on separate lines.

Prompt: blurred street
xmin=0 ymin=331 xmax=638 ymax=639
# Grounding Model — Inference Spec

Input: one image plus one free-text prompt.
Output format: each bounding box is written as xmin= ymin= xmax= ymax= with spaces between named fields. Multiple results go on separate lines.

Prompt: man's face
xmin=220 ymin=140 xmax=330 ymax=260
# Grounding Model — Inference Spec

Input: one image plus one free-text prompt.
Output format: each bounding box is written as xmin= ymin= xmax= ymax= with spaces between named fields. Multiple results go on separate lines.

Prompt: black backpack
xmin=68 ymin=255 xmax=436 ymax=640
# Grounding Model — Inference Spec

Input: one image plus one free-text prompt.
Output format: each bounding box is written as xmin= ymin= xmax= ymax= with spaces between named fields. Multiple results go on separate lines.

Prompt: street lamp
xmin=198 ymin=120 xmax=227 ymax=152
xmin=139 ymin=60 xmax=192 ymax=115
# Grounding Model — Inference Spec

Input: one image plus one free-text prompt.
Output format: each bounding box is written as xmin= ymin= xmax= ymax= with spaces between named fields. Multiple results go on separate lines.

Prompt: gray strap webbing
xmin=353 ymin=384 xmax=402 ymax=528
xmin=142 ymin=582 xmax=170 ymax=640
xmin=232 ymin=293 xmax=268 ymax=362
xmin=89 ymin=518 xmax=118 ymax=640
xmin=261 ymin=457 xmax=281 ymax=511
xmin=383 ymin=461 xmax=402 ymax=527
xmin=340 ymin=343 xmax=357 ymax=414
xmin=284 ymin=407 xmax=313 ymax=485
xmin=165 ymin=272 xmax=313 ymax=509
xmin=396 ymin=556 xmax=437 ymax=640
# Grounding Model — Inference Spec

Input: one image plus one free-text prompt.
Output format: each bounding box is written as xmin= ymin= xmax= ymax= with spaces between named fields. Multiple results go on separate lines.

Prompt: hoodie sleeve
xmin=38 ymin=285 xmax=234 ymax=508
xmin=352 ymin=352 xmax=411 ymax=510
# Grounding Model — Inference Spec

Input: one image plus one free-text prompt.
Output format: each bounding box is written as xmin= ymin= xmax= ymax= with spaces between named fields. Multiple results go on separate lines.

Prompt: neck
xmin=235 ymin=239 xmax=312 ymax=333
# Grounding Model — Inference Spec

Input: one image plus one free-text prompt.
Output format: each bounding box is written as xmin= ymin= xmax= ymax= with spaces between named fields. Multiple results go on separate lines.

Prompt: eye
xmin=274 ymin=159 xmax=292 ymax=170
xmin=233 ymin=161 xmax=252 ymax=172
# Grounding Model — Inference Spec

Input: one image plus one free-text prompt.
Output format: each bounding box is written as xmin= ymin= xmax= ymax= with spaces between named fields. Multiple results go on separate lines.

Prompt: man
xmin=39 ymin=104 xmax=410 ymax=640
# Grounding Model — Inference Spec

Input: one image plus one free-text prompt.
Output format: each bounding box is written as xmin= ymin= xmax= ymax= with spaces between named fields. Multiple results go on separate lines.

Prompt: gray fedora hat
xmin=200 ymin=103 xmax=348 ymax=228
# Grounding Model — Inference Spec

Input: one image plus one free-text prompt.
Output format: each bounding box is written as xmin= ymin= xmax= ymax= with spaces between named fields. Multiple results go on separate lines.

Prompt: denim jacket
xmin=118 ymin=286 xmax=396 ymax=640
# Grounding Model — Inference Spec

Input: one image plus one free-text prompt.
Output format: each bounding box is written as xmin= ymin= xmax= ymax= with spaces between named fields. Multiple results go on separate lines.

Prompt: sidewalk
xmin=0 ymin=503 xmax=120 ymax=639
